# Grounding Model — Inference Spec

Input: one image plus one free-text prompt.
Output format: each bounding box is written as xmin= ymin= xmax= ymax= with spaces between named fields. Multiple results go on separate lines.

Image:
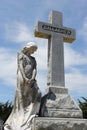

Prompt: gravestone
xmin=34 ymin=10 xmax=82 ymax=118
xmin=32 ymin=10 xmax=87 ymax=130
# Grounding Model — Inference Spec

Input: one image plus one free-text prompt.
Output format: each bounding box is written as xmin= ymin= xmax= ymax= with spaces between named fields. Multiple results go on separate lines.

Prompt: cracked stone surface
xmin=32 ymin=117 xmax=87 ymax=130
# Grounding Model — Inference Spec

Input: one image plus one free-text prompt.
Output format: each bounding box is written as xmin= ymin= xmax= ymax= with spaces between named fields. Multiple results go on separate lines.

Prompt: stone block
xmin=32 ymin=117 xmax=87 ymax=130
xmin=40 ymin=87 xmax=82 ymax=118
xmin=46 ymin=86 xmax=68 ymax=94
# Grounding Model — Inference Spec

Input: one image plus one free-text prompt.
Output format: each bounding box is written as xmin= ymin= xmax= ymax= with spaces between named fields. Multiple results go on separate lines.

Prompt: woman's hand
xmin=24 ymin=78 xmax=30 ymax=84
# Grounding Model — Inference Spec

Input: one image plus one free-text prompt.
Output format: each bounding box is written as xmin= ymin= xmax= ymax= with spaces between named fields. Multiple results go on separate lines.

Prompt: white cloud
xmin=64 ymin=44 xmax=87 ymax=95
xmin=5 ymin=22 xmax=33 ymax=43
xmin=0 ymin=47 xmax=17 ymax=87
xmin=64 ymin=44 xmax=87 ymax=69
xmin=65 ymin=68 xmax=87 ymax=94
xmin=79 ymin=17 xmax=87 ymax=42
xmin=35 ymin=40 xmax=47 ymax=71
xmin=64 ymin=44 xmax=87 ymax=97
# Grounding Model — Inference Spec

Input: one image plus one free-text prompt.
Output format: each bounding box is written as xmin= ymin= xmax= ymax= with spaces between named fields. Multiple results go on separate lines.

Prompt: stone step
xmin=32 ymin=117 xmax=87 ymax=130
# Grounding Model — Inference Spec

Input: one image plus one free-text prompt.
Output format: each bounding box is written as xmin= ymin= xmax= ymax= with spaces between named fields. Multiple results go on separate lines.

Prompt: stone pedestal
xmin=40 ymin=86 xmax=82 ymax=118
xmin=32 ymin=117 xmax=87 ymax=130
xmin=31 ymin=87 xmax=87 ymax=130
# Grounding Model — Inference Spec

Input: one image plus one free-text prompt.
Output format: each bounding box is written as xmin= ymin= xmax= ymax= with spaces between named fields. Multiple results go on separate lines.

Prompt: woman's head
xmin=22 ymin=42 xmax=38 ymax=54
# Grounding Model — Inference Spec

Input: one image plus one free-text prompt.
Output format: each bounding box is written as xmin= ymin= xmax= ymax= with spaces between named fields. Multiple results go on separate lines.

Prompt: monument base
xmin=32 ymin=117 xmax=87 ymax=130
xmin=40 ymin=86 xmax=82 ymax=118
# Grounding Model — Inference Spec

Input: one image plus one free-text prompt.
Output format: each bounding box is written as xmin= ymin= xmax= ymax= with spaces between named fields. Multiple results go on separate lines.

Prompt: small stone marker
xmin=34 ymin=10 xmax=76 ymax=87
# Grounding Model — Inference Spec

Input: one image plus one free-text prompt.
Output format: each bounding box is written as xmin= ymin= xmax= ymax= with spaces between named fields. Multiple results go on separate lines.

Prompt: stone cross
xmin=34 ymin=10 xmax=76 ymax=87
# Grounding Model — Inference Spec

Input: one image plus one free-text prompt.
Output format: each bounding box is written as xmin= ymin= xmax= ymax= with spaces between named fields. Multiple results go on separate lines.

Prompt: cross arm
xmin=34 ymin=21 xmax=76 ymax=43
xmin=34 ymin=21 xmax=51 ymax=39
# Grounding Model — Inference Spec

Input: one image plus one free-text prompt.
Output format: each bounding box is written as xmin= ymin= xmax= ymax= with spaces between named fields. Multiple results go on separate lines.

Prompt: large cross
xmin=34 ymin=10 xmax=76 ymax=87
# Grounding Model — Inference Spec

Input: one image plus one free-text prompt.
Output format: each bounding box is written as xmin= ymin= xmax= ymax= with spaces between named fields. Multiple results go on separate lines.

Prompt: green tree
xmin=0 ymin=101 xmax=13 ymax=122
xmin=78 ymin=97 xmax=87 ymax=118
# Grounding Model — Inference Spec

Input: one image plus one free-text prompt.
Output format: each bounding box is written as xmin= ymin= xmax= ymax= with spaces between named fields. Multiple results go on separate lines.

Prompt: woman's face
xmin=22 ymin=46 xmax=37 ymax=55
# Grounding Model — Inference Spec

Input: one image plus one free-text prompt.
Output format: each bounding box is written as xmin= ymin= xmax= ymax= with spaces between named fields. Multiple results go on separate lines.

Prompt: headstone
xmin=32 ymin=10 xmax=87 ymax=130
xmin=34 ymin=10 xmax=82 ymax=118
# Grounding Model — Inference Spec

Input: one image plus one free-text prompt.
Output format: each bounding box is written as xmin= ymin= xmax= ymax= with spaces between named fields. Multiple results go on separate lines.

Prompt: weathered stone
xmin=4 ymin=42 xmax=41 ymax=130
xmin=32 ymin=117 xmax=87 ymax=130
xmin=40 ymin=87 xmax=82 ymax=118
xmin=46 ymin=86 xmax=68 ymax=94
xmin=34 ymin=10 xmax=76 ymax=87
xmin=35 ymin=10 xmax=82 ymax=118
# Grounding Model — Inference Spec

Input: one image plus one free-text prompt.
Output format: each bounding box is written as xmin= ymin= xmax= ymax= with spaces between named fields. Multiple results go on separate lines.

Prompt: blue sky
xmin=0 ymin=0 xmax=87 ymax=103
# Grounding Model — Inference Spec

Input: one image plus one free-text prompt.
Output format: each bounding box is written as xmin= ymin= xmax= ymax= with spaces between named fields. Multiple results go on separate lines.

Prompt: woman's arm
xmin=18 ymin=52 xmax=29 ymax=82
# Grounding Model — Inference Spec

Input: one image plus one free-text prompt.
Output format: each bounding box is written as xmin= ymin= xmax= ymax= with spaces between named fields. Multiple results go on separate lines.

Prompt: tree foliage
xmin=0 ymin=101 xmax=13 ymax=122
xmin=78 ymin=97 xmax=87 ymax=118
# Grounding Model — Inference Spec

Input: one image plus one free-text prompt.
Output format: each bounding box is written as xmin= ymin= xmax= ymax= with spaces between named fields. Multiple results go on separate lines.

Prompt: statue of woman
xmin=4 ymin=42 xmax=41 ymax=130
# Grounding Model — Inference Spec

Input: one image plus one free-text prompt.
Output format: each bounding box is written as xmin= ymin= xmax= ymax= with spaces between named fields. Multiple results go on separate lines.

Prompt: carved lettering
xmin=42 ymin=24 xmax=71 ymax=35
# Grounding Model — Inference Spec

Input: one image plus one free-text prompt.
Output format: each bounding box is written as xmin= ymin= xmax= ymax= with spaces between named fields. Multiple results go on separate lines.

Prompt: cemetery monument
xmin=4 ymin=10 xmax=87 ymax=130
xmin=33 ymin=10 xmax=87 ymax=130
xmin=34 ymin=10 xmax=82 ymax=118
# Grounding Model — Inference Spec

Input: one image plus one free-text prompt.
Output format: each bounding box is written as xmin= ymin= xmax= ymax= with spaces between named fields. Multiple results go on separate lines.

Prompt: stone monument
xmin=3 ymin=10 xmax=87 ymax=130
xmin=33 ymin=10 xmax=87 ymax=130
xmin=4 ymin=42 xmax=41 ymax=130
